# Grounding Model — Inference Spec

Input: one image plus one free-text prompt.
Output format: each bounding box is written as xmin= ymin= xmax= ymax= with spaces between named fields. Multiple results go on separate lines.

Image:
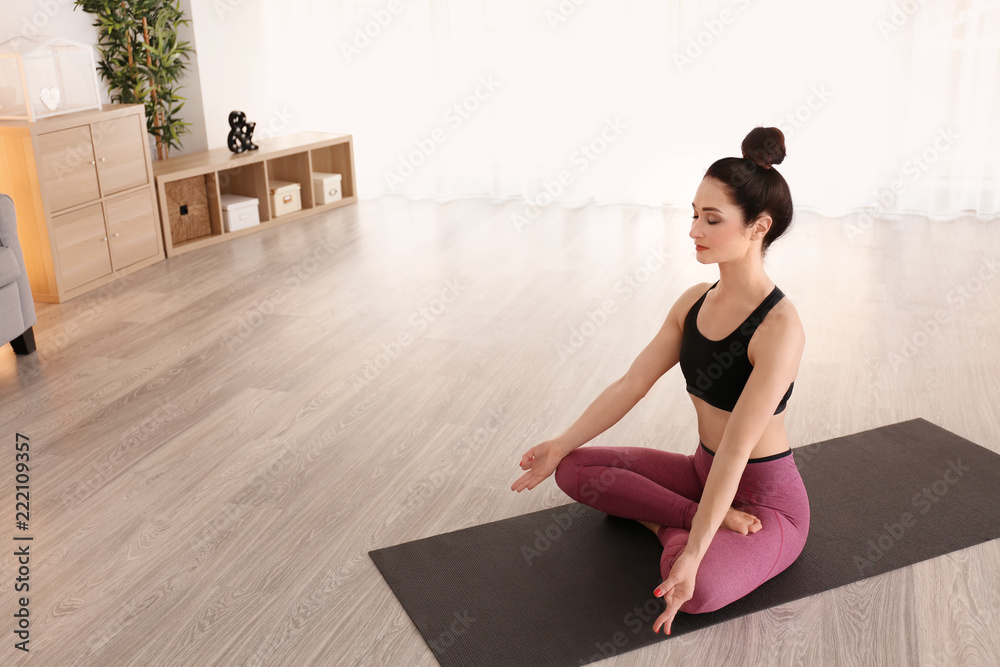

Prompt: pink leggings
xmin=553 ymin=441 xmax=810 ymax=614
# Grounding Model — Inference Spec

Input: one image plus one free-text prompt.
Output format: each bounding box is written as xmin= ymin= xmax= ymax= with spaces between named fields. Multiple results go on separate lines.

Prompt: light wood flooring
xmin=1 ymin=194 xmax=999 ymax=666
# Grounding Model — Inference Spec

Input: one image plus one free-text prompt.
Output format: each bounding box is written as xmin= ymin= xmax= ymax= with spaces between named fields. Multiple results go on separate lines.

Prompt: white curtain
xmin=196 ymin=0 xmax=1000 ymax=218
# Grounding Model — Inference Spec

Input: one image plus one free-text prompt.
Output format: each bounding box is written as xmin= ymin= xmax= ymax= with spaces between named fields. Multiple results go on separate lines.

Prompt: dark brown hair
xmin=704 ymin=127 xmax=793 ymax=255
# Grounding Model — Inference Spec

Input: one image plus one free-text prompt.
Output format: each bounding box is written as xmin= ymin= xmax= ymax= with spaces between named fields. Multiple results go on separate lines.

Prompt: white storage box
xmin=220 ymin=194 xmax=260 ymax=232
xmin=312 ymin=172 xmax=343 ymax=205
xmin=269 ymin=180 xmax=301 ymax=217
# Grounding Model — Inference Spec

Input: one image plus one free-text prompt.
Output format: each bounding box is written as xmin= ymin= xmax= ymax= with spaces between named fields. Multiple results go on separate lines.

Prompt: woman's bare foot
xmin=638 ymin=520 xmax=661 ymax=535
xmin=723 ymin=506 xmax=762 ymax=535
xmin=637 ymin=508 xmax=760 ymax=537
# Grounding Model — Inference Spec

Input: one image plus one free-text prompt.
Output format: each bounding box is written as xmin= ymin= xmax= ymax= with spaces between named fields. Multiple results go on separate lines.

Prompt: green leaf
xmin=76 ymin=0 xmax=195 ymax=154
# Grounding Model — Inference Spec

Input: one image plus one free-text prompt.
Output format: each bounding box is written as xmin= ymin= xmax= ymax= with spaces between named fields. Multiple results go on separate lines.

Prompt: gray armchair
xmin=0 ymin=194 xmax=37 ymax=355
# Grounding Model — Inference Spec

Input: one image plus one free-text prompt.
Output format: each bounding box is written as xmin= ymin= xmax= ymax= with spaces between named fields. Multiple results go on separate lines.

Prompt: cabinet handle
xmin=91 ymin=160 xmax=96 ymax=165
xmin=101 ymin=237 xmax=107 ymax=242
xmin=100 ymin=157 xmax=107 ymax=162
xmin=113 ymin=233 xmax=119 ymax=238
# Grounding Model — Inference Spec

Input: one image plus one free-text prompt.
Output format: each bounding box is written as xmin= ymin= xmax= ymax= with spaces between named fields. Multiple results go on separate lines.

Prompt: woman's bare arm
xmin=553 ymin=285 xmax=704 ymax=454
xmin=684 ymin=311 xmax=805 ymax=561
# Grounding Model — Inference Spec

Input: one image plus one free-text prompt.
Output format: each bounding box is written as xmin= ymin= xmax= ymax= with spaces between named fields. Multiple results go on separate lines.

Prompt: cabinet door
xmin=36 ymin=125 xmax=101 ymax=213
xmin=52 ymin=203 xmax=113 ymax=291
xmin=92 ymin=114 xmax=149 ymax=196
xmin=105 ymin=190 xmax=160 ymax=269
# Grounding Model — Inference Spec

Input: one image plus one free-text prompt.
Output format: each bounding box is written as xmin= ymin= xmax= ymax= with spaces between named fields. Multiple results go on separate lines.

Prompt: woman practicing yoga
xmin=510 ymin=126 xmax=809 ymax=636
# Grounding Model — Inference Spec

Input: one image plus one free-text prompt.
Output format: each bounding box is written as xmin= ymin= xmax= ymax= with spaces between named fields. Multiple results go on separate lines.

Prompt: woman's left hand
xmin=652 ymin=549 xmax=700 ymax=635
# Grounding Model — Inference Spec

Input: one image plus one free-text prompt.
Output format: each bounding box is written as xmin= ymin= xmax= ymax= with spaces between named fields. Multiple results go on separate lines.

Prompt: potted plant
xmin=75 ymin=0 xmax=194 ymax=160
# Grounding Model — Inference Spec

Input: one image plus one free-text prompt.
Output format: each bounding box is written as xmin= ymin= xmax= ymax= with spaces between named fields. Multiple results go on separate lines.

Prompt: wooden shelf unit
xmin=152 ymin=132 xmax=356 ymax=257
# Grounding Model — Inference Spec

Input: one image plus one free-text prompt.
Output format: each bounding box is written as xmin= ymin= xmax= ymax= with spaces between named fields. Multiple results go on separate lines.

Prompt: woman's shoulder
xmin=761 ymin=292 xmax=805 ymax=346
xmin=668 ymin=282 xmax=715 ymax=328
xmin=773 ymin=289 xmax=803 ymax=327
xmin=679 ymin=281 xmax=716 ymax=306
xmin=744 ymin=292 xmax=804 ymax=368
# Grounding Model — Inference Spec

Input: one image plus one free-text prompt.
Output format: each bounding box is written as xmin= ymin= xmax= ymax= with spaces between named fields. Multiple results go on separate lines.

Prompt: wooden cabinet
xmin=105 ymin=189 xmax=160 ymax=268
xmin=92 ymin=115 xmax=150 ymax=195
xmin=51 ymin=203 xmax=113 ymax=290
xmin=153 ymin=132 xmax=356 ymax=257
xmin=0 ymin=104 xmax=164 ymax=303
xmin=36 ymin=125 xmax=101 ymax=211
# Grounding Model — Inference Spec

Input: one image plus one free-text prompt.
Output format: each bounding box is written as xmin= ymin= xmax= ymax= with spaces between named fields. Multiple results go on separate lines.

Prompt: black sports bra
xmin=679 ymin=281 xmax=794 ymax=414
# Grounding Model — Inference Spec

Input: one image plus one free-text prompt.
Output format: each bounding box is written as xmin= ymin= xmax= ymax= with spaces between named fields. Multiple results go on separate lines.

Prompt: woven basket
xmin=166 ymin=175 xmax=213 ymax=243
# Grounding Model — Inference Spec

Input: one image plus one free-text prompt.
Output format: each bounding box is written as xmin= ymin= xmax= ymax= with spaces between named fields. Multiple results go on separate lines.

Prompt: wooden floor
xmin=1 ymin=194 xmax=998 ymax=666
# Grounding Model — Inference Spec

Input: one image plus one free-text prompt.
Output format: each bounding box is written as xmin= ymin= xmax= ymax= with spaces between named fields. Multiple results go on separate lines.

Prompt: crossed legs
xmin=553 ymin=444 xmax=805 ymax=614
xmin=553 ymin=445 xmax=704 ymax=533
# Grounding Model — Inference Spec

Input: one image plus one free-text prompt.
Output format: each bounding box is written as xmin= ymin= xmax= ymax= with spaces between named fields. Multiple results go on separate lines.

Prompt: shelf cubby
xmin=310 ymin=143 xmax=355 ymax=200
xmin=163 ymin=171 xmax=221 ymax=248
xmin=153 ymin=132 xmax=356 ymax=257
xmin=219 ymin=161 xmax=270 ymax=223
xmin=266 ymin=151 xmax=313 ymax=216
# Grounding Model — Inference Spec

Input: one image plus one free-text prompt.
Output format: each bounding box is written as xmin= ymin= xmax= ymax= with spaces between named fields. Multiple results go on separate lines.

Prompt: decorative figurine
xmin=227 ymin=110 xmax=259 ymax=153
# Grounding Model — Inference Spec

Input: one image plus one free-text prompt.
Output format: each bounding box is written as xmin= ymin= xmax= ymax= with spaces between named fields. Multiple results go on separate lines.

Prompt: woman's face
xmin=689 ymin=177 xmax=761 ymax=264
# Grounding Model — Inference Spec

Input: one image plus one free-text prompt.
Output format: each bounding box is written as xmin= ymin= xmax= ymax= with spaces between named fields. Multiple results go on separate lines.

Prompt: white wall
xmin=174 ymin=0 xmax=208 ymax=154
xmin=0 ymin=0 xmax=429 ymax=172
xmin=186 ymin=0 xmax=275 ymax=151
xmin=3 ymin=2 xmax=997 ymax=213
xmin=186 ymin=1 xmax=366 ymax=151
xmin=1 ymin=0 xmax=209 ymax=155
xmin=2 ymin=1 xmax=99 ymax=70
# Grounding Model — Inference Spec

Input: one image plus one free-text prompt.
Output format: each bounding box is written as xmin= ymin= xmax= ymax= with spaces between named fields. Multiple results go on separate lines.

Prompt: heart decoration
xmin=39 ymin=87 xmax=61 ymax=111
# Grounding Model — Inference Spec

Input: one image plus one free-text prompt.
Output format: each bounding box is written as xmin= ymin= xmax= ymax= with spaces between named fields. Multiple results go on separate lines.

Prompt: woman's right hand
xmin=510 ymin=440 xmax=569 ymax=493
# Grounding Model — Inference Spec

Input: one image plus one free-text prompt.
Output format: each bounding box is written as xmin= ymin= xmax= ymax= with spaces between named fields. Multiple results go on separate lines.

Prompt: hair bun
xmin=741 ymin=126 xmax=785 ymax=170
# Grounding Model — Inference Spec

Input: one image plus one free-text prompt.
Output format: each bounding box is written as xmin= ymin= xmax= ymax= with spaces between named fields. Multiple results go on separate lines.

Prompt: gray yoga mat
xmin=369 ymin=418 xmax=1000 ymax=666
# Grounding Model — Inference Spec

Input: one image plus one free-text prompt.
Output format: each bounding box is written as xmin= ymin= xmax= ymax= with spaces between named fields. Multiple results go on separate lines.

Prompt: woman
xmin=510 ymin=126 xmax=809 ymax=636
